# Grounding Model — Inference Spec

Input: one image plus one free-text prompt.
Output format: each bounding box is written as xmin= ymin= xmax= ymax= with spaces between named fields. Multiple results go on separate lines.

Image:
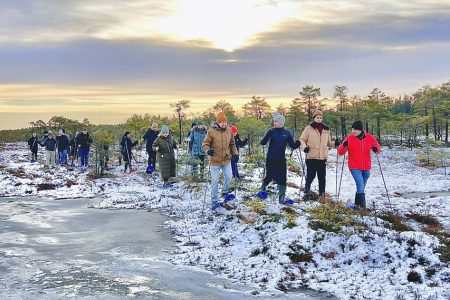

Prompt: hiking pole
xmin=375 ymin=152 xmax=393 ymax=212
xmin=296 ymin=149 xmax=306 ymax=197
xmin=337 ymin=152 xmax=346 ymax=202
xmin=335 ymin=150 xmax=339 ymax=197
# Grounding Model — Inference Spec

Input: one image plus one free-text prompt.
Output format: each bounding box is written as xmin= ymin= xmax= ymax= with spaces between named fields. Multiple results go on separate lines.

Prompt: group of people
xmin=27 ymin=128 xmax=93 ymax=169
xmin=27 ymin=111 xmax=381 ymax=211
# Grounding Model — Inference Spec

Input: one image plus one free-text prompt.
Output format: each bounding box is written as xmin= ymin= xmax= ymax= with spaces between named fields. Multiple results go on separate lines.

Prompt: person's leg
xmin=63 ymin=150 xmax=68 ymax=164
xmin=46 ymin=151 xmax=51 ymax=166
xmin=350 ymin=169 xmax=365 ymax=208
xmin=261 ymin=160 xmax=274 ymax=191
xmin=317 ymin=160 xmax=327 ymax=195
xmin=50 ymin=151 xmax=56 ymax=167
xmin=221 ymin=162 xmax=233 ymax=195
xmin=210 ymin=166 xmax=220 ymax=208
xmin=231 ymin=159 xmax=238 ymax=178
xmin=278 ymin=160 xmax=287 ymax=203
xmin=362 ymin=170 xmax=370 ymax=191
xmin=147 ymin=150 xmax=152 ymax=166
xmin=305 ymin=159 xmax=318 ymax=193
xmin=151 ymin=151 xmax=157 ymax=169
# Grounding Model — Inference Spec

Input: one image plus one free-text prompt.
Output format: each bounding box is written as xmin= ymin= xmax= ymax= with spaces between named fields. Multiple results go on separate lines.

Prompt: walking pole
xmin=296 ymin=149 xmax=306 ymax=197
xmin=375 ymin=153 xmax=393 ymax=212
xmin=337 ymin=153 xmax=346 ymax=202
xmin=335 ymin=150 xmax=339 ymax=197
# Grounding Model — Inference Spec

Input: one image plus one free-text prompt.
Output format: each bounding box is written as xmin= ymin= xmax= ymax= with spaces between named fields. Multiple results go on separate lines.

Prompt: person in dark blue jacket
xmin=230 ymin=125 xmax=248 ymax=179
xmin=260 ymin=113 xmax=300 ymax=204
xmin=56 ymin=129 xmax=70 ymax=165
xmin=75 ymin=127 xmax=93 ymax=168
xmin=28 ymin=132 xmax=39 ymax=162
xmin=142 ymin=122 xmax=159 ymax=169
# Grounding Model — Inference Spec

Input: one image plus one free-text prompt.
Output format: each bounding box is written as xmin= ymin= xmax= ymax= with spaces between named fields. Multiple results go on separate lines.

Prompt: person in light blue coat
xmin=188 ymin=121 xmax=207 ymax=177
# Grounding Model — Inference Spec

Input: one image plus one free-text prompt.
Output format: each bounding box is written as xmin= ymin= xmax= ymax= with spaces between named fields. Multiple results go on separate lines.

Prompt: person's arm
xmin=338 ymin=136 xmax=350 ymax=156
xmin=287 ymin=131 xmax=299 ymax=150
xmin=230 ymin=132 xmax=238 ymax=155
xmin=152 ymin=138 xmax=160 ymax=152
xmin=371 ymin=135 xmax=381 ymax=154
xmin=260 ymin=129 xmax=272 ymax=146
xmin=202 ymin=130 xmax=212 ymax=152
xmin=299 ymin=127 xmax=309 ymax=151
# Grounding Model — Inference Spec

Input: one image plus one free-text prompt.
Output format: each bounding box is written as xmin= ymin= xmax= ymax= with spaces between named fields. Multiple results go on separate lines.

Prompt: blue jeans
xmin=210 ymin=162 xmax=232 ymax=207
xmin=59 ymin=149 xmax=68 ymax=165
xmin=79 ymin=148 xmax=90 ymax=167
xmin=350 ymin=169 xmax=370 ymax=194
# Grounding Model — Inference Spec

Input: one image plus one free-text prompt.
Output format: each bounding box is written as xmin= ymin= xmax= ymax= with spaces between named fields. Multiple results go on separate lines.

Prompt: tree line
xmin=1 ymin=80 xmax=449 ymax=148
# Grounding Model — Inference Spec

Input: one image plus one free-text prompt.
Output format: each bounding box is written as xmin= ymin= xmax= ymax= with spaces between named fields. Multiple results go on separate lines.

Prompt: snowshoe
xmin=280 ymin=198 xmax=294 ymax=205
xmin=146 ymin=165 xmax=154 ymax=174
xmin=256 ymin=191 xmax=269 ymax=200
xmin=223 ymin=193 xmax=235 ymax=203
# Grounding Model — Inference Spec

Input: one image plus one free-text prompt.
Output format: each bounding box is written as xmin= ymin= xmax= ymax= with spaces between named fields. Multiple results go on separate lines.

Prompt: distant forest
xmin=1 ymin=81 xmax=449 ymax=148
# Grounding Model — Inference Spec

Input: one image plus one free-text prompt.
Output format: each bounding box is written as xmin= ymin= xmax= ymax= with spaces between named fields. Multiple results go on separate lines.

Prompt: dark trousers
xmin=262 ymin=158 xmax=287 ymax=187
xmin=147 ymin=149 xmax=157 ymax=167
xmin=31 ymin=149 xmax=38 ymax=160
xmin=305 ymin=159 xmax=327 ymax=194
xmin=231 ymin=156 xmax=240 ymax=179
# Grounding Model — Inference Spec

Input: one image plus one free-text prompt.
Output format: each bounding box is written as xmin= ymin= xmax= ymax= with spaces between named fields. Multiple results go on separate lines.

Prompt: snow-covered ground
xmin=1 ymin=142 xmax=449 ymax=300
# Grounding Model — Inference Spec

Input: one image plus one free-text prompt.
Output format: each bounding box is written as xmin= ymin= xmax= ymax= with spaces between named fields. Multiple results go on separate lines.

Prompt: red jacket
xmin=338 ymin=132 xmax=380 ymax=170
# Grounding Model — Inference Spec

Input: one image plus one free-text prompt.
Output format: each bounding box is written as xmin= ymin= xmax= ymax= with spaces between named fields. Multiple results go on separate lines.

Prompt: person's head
xmin=44 ymin=130 xmax=48 ymax=135
xmin=161 ymin=125 xmax=169 ymax=137
xmin=216 ymin=112 xmax=227 ymax=129
xmin=82 ymin=127 xmax=88 ymax=134
xmin=58 ymin=129 xmax=64 ymax=135
xmin=312 ymin=110 xmax=323 ymax=123
xmin=351 ymin=120 xmax=363 ymax=136
xmin=48 ymin=132 xmax=54 ymax=139
xmin=230 ymin=125 xmax=238 ymax=136
xmin=32 ymin=132 xmax=37 ymax=137
xmin=272 ymin=113 xmax=285 ymax=128
xmin=124 ymin=131 xmax=131 ymax=138
xmin=196 ymin=120 xmax=204 ymax=130
xmin=151 ymin=122 xmax=159 ymax=130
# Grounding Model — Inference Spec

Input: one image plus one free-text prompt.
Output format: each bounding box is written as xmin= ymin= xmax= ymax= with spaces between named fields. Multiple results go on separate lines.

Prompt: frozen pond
xmin=0 ymin=197 xmax=333 ymax=299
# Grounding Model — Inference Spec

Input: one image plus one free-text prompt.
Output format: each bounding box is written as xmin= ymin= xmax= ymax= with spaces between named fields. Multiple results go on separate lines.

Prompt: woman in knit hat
xmin=299 ymin=110 xmax=339 ymax=197
xmin=338 ymin=120 xmax=381 ymax=209
xmin=260 ymin=112 xmax=300 ymax=205
xmin=152 ymin=125 xmax=177 ymax=186
xmin=230 ymin=125 xmax=248 ymax=179
xmin=203 ymin=111 xmax=239 ymax=211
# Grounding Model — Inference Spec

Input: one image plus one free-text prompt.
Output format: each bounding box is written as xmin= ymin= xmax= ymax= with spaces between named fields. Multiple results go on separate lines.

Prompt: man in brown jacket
xmin=299 ymin=110 xmax=339 ymax=196
xmin=203 ymin=111 xmax=239 ymax=211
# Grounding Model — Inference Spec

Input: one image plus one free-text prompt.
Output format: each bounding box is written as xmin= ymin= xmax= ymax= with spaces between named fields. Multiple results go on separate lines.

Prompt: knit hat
xmin=230 ymin=125 xmax=238 ymax=134
xmin=312 ymin=110 xmax=323 ymax=118
xmin=161 ymin=125 xmax=169 ymax=134
xmin=58 ymin=129 xmax=64 ymax=135
xmin=195 ymin=120 xmax=203 ymax=126
xmin=216 ymin=111 xmax=227 ymax=123
xmin=273 ymin=113 xmax=285 ymax=127
xmin=351 ymin=120 xmax=363 ymax=131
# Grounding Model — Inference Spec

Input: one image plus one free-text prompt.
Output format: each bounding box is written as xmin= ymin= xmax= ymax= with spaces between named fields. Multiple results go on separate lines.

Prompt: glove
xmin=232 ymin=154 xmax=239 ymax=162
xmin=207 ymin=149 xmax=214 ymax=156
xmin=343 ymin=140 xmax=348 ymax=148
xmin=334 ymin=139 xmax=340 ymax=147
xmin=372 ymin=146 xmax=378 ymax=153
xmin=303 ymin=146 xmax=310 ymax=153
xmin=155 ymin=146 xmax=159 ymax=152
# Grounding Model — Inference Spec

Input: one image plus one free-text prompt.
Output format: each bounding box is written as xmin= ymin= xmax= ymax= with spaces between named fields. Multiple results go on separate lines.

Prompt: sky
xmin=1 ymin=0 xmax=450 ymax=130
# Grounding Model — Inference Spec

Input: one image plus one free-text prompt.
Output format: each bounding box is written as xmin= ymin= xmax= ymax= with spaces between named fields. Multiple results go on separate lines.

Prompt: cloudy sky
xmin=1 ymin=0 xmax=450 ymax=129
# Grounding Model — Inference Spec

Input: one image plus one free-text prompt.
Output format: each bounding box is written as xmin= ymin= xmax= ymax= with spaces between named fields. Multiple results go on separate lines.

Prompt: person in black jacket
xmin=260 ymin=113 xmax=300 ymax=204
xmin=75 ymin=127 xmax=93 ymax=168
xmin=142 ymin=122 xmax=159 ymax=169
xmin=69 ymin=131 xmax=79 ymax=166
xmin=121 ymin=131 xmax=138 ymax=173
xmin=28 ymin=132 xmax=39 ymax=162
xmin=40 ymin=131 xmax=57 ymax=168
xmin=56 ymin=129 xmax=70 ymax=165
xmin=230 ymin=125 xmax=248 ymax=180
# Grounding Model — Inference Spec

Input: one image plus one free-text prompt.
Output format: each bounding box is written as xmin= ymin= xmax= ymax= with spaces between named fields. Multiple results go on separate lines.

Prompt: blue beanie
xmin=161 ymin=125 xmax=169 ymax=133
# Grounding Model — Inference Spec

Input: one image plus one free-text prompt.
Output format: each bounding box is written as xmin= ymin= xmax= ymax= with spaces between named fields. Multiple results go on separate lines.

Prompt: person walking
xmin=260 ymin=113 xmax=300 ymax=205
xmin=152 ymin=125 xmax=177 ymax=187
xmin=230 ymin=125 xmax=248 ymax=180
xmin=299 ymin=110 xmax=339 ymax=197
xmin=56 ymin=129 xmax=70 ymax=165
xmin=120 ymin=131 xmax=138 ymax=173
xmin=75 ymin=127 xmax=93 ymax=169
xmin=142 ymin=122 xmax=159 ymax=171
xmin=40 ymin=131 xmax=57 ymax=168
xmin=28 ymin=132 xmax=39 ymax=162
xmin=338 ymin=120 xmax=381 ymax=209
xmin=188 ymin=121 xmax=207 ymax=179
xmin=202 ymin=112 xmax=239 ymax=211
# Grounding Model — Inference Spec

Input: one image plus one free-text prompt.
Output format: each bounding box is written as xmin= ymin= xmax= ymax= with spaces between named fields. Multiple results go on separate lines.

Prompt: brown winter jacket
xmin=299 ymin=122 xmax=336 ymax=160
xmin=202 ymin=123 xmax=238 ymax=166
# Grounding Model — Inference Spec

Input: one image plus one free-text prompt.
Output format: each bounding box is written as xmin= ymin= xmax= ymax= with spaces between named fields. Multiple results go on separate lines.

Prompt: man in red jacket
xmin=338 ymin=120 xmax=381 ymax=209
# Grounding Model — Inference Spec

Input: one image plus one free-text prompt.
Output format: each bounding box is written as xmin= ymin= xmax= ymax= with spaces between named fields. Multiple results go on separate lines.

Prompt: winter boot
xmin=355 ymin=193 xmax=366 ymax=210
xmin=124 ymin=163 xmax=129 ymax=173
xmin=278 ymin=185 xmax=287 ymax=204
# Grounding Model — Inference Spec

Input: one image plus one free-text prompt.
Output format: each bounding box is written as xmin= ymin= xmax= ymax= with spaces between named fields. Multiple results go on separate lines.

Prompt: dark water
xmin=0 ymin=197 xmax=334 ymax=299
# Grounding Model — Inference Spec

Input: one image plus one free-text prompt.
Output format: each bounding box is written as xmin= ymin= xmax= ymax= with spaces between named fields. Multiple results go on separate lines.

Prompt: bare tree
xmin=170 ymin=100 xmax=191 ymax=144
